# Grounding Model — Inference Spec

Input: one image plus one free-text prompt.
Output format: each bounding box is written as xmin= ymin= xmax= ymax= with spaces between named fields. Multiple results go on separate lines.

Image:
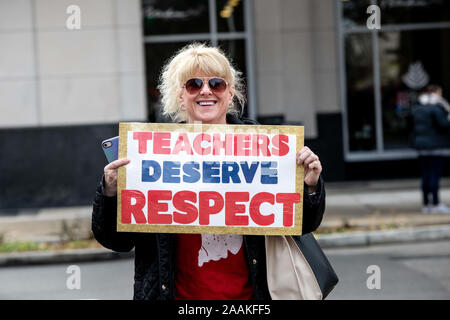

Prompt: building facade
xmin=1 ymin=0 xmax=449 ymax=209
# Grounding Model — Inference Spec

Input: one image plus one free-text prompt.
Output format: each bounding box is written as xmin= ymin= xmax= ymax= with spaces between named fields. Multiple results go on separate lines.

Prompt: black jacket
xmin=411 ymin=104 xmax=450 ymax=150
xmin=92 ymin=114 xmax=326 ymax=300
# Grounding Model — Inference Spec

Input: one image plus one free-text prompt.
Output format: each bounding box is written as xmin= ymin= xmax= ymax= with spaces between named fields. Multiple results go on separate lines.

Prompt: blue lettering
xmin=222 ymin=161 xmax=241 ymax=183
xmin=261 ymin=161 xmax=278 ymax=184
xmin=141 ymin=160 xmax=161 ymax=182
xmin=182 ymin=161 xmax=201 ymax=183
xmin=163 ymin=161 xmax=180 ymax=183
xmin=203 ymin=161 xmax=220 ymax=183
xmin=240 ymin=161 xmax=259 ymax=183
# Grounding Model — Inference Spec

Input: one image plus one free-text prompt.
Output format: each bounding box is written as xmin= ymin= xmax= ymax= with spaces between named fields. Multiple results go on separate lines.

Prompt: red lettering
xmin=148 ymin=190 xmax=172 ymax=224
xmin=212 ymin=133 xmax=233 ymax=156
xmin=123 ymin=189 xmax=301 ymax=229
xmin=271 ymin=134 xmax=289 ymax=156
xmin=133 ymin=132 xmax=153 ymax=154
xmin=172 ymin=133 xmax=193 ymax=155
xmin=173 ymin=191 xmax=198 ymax=224
xmin=192 ymin=133 xmax=211 ymax=155
xmin=198 ymin=191 xmax=224 ymax=225
xmin=252 ymin=134 xmax=271 ymax=157
xmin=133 ymin=132 xmax=292 ymax=157
xmin=249 ymin=192 xmax=275 ymax=226
xmin=225 ymin=192 xmax=249 ymax=226
xmin=121 ymin=190 xmax=147 ymax=224
xmin=276 ymin=193 xmax=301 ymax=227
xmin=153 ymin=132 xmax=171 ymax=154
xmin=234 ymin=134 xmax=251 ymax=156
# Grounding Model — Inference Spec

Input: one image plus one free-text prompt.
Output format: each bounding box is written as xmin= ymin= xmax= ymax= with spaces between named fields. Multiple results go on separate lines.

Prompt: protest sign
xmin=117 ymin=122 xmax=304 ymax=235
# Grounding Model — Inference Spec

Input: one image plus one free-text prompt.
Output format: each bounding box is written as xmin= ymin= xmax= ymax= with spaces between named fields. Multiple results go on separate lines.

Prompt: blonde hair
xmin=158 ymin=43 xmax=246 ymax=122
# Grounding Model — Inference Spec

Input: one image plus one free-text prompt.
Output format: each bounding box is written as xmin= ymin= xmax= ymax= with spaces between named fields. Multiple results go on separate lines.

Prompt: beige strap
xmin=265 ymin=235 xmax=322 ymax=300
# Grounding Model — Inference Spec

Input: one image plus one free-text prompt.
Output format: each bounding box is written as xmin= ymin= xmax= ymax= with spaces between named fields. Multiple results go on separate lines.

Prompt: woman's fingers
xmin=308 ymin=160 xmax=322 ymax=171
xmin=297 ymin=147 xmax=322 ymax=188
xmin=297 ymin=147 xmax=318 ymax=166
xmin=105 ymin=158 xmax=131 ymax=171
xmin=297 ymin=149 xmax=308 ymax=165
xmin=304 ymin=153 xmax=319 ymax=167
xmin=103 ymin=158 xmax=130 ymax=197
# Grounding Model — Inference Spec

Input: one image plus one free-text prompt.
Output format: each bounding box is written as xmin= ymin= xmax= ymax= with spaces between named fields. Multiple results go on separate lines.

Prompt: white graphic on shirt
xmin=198 ymin=234 xmax=243 ymax=267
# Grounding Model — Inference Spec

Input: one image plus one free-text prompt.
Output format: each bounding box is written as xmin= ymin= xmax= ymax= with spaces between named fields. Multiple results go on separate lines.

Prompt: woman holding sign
xmin=93 ymin=43 xmax=326 ymax=300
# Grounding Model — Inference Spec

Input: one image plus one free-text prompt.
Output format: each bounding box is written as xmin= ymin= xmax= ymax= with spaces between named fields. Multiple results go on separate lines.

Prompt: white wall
xmin=253 ymin=0 xmax=339 ymax=138
xmin=311 ymin=0 xmax=340 ymax=115
xmin=0 ymin=0 xmax=147 ymax=128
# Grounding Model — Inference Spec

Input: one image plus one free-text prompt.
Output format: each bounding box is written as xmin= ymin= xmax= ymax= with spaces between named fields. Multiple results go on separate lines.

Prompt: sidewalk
xmin=322 ymin=177 xmax=450 ymax=231
xmin=314 ymin=177 xmax=450 ymax=248
xmin=1 ymin=178 xmax=450 ymax=265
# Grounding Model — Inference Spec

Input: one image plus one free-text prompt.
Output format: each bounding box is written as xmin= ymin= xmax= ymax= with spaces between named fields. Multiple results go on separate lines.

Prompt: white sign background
xmin=117 ymin=123 xmax=304 ymax=235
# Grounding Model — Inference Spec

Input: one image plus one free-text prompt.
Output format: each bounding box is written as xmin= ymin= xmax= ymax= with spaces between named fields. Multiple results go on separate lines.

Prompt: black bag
xmin=292 ymin=233 xmax=339 ymax=298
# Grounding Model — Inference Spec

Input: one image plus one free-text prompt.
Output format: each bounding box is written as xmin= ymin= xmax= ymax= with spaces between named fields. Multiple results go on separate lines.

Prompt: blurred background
xmin=1 ymin=0 xmax=450 ymax=300
xmin=1 ymin=0 xmax=449 ymax=210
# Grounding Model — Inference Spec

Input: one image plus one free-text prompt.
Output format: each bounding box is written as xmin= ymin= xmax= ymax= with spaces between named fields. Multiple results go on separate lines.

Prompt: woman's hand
xmin=296 ymin=146 xmax=322 ymax=193
xmin=103 ymin=158 xmax=131 ymax=197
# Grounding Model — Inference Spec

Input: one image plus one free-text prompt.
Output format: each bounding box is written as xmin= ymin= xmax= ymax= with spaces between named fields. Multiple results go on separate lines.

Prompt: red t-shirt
xmin=175 ymin=233 xmax=254 ymax=300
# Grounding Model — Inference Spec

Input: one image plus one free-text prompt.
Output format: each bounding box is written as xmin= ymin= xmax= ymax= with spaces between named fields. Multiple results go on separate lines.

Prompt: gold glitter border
xmin=117 ymin=122 xmax=304 ymax=235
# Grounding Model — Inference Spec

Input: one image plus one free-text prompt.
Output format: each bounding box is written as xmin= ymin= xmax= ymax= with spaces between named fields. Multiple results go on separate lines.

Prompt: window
xmin=143 ymin=0 xmax=210 ymax=35
xmin=345 ymin=33 xmax=376 ymax=151
xmin=378 ymin=0 xmax=450 ymax=25
xmin=379 ymin=28 xmax=450 ymax=150
xmin=338 ymin=0 xmax=450 ymax=161
xmin=142 ymin=0 xmax=255 ymax=122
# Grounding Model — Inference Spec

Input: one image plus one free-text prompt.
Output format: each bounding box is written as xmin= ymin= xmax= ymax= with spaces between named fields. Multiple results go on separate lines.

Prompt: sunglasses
xmin=184 ymin=77 xmax=228 ymax=95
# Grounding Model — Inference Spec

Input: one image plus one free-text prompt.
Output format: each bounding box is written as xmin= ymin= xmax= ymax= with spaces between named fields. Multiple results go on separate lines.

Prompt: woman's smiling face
xmin=180 ymin=74 xmax=234 ymax=124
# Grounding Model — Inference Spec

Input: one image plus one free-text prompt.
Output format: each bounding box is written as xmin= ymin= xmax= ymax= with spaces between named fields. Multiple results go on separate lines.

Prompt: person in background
xmin=92 ymin=43 xmax=326 ymax=300
xmin=412 ymin=85 xmax=450 ymax=214
xmin=418 ymin=85 xmax=450 ymax=119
